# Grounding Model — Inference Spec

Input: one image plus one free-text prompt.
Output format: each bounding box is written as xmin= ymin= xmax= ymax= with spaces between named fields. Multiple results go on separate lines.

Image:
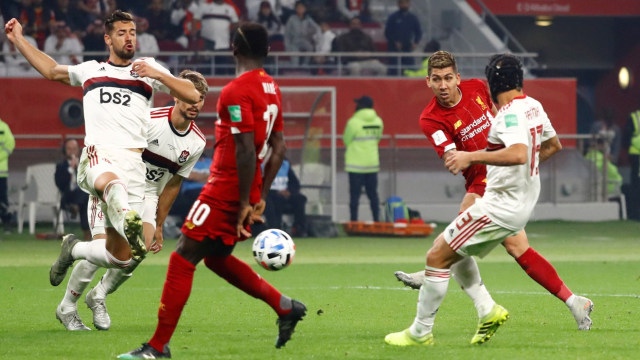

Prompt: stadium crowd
xmin=0 ymin=0 xmax=426 ymax=76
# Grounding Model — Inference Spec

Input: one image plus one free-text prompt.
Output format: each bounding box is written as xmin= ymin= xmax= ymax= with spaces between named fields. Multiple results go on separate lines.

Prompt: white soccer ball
xmin=252 ymin=229 xmax=296 ymax=271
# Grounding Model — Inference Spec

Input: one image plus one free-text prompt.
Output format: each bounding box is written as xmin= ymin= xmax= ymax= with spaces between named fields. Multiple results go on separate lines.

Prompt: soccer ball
xmin=252 ymin=229 xmax=296 ymax=271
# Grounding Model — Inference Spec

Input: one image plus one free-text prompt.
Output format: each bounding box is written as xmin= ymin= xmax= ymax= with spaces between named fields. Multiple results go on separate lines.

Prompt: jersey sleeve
xmin=67 ymin=60 xmax=98 ymax=87
xmin=177 ymin=143 xmax=206 ymax=178
xmin=497 ymin=112 xmax=529 ymax=148
xmin=141 ymin=57 xmax=172 ymax=93
xmin=420 ymin=116 xmax=456 ymax=157
xmin=220 ymin=85 xmax=255 ymax=134
xmin=539 ymin=107 xmax=557 ymax=142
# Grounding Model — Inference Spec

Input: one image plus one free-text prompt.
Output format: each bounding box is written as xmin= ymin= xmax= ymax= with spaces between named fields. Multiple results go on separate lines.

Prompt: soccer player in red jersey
xmin=394 ymin=51 xmax=593 ymax=332
xmin=118 ymin=23 xmax=306 ymax=359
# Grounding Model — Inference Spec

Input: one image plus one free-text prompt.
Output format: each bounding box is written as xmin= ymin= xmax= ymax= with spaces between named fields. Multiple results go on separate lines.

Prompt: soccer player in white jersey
xmin=4 ymin=11 xmax=200 ymax=291
xmin=385 ymin=54 xmax=593 ymax=346
xmin=55 ymin=70 xmax=208 ymax=331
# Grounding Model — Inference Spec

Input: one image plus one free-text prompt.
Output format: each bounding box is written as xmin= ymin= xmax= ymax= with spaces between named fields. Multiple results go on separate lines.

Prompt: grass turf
xmin=0 ymin=220 xmax=639 ymax=359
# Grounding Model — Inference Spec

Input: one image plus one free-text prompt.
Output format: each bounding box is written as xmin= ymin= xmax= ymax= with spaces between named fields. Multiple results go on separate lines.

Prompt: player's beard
xmin=114 ymin=45 xmax=135 ymax=61
xmin=180 ymin=108 xmax=199 ymax=121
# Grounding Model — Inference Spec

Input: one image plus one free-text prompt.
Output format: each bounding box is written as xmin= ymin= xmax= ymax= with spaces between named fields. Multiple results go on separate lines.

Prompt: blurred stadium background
xmin=1 ymin=0 xmax=640 ymax=232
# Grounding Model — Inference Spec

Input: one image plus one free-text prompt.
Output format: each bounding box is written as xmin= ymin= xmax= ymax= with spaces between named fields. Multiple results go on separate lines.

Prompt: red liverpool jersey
xmin=203 ymin=69 xmax=283 ymax=204
xmin=419 ymin=79 xmax=494 ymax=191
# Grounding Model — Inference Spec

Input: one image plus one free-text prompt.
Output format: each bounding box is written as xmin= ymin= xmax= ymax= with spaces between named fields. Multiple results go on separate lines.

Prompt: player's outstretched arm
xmin=132 ymin=60 xmax=200 ymax=104
xmin=4 ymin=18 xmax=70 ymax=84
xmin=234 ymin=131 xmax=257 ymax=238
xmin=539 ymin=135 xmax=562 ymax=162
xmin=445 ymin=144 xmax=527 ymax=175
xmin=151 ymin=175 xmax=184 ymax=253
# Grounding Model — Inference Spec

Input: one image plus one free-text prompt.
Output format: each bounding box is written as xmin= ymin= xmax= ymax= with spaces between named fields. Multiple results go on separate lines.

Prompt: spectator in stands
xmin=169 ymin=0 xmax=197 ymax=49
xmin=77 ymin=0 xmax=115 ymax=29
xmin=337 ymin=0 xmax=373 ymax=23
xmin=19 ymin=0 xmax=55 ymax=49
xmin=343 ymin=95 xmax=383 ymax=222
xmin=2 ymin=32 xmax=40 ymax=76
xmin=590 ymin=107 xmax=621 ymax=165
xmin=135 ymin=17 xmax=159 ymax=57
xmin=43 ymin=21 xmax=83 ymax=65
xmin=143 ymin=0 xmax=171 ymax=42
xmin=81 ymin=18 xmax=106 ymax=62
xmin=55 ymin=139 xmax=90 ymax=240
xmin=385 ymin=0 xmax=422 ymax=75
xmin=52 ymin=0 xmax=85 ymax=34
xmin=333 ymin=16 xmax=385 ymax=76
xmin=256 ymin=1 xmax=283 ymax=43
xmin=311 ymin=20 xmax=336 ymax=75
xmin=263 ymin=158 xmax=308 ymax=237
xmin=191 ymin=0 xmax=239 ymax=74
xmin=284 ymin=1 xmax=320 ymax=67
xmin=0 ymin=117 xmax=15 ymax=233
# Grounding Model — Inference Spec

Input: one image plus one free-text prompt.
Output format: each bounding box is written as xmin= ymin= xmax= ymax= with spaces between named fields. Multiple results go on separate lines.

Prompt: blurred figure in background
xmin=43 ymin=21 xmax=83 ymax=65
xmin=55 ymin=139 xmax=90 ymax=240
xmin=343 ymin=95 xmax=383 ymax=222
xmin=385 ymin=0 xmax=422 ymax=75
xmin=135 ymin=17 xmax=159 ymax=57
xmin=0 ymin=117 xmax=15 ymax=233
xmin=284 ymin=1 xmax=320 ymax=67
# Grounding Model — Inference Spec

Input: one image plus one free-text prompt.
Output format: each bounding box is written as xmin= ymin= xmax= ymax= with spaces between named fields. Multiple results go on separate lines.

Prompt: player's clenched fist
xmin=4 ymin=18 xmax=23 ymax=42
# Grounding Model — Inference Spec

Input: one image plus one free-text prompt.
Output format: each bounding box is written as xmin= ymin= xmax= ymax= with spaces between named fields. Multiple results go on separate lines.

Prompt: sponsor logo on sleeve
xmin=228 ymin=105 xmax=242 ymax=122
xmin=431 ymin=130 xmax=448 ymax=145
xmin=505 ymin=114 xmax=518 ymax=128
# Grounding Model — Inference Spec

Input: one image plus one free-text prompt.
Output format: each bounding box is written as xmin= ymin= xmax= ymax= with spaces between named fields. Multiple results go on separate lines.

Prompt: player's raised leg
xmin=203 ymin=254 xmax=307 ymax=348
xmin=504 ymin=230 xmax=593 ymax=330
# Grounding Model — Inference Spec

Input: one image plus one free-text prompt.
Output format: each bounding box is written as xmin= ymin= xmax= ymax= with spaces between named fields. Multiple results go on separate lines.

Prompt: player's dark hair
xmin=232 ymin=22 xmax=269 ymax=60
xmin=427 ymin=50 xmax=457 ymax=77
xmin=104 ymin=10 xmax=135 ymax=35
xmin=485 ymin=53 xmax=523 ymax=102
xmin=179 ymin=69 xmax=209 ymax=97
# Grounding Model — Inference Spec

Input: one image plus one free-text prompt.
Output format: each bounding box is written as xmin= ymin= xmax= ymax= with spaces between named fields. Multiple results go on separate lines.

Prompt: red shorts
xmin=180 ymin=195 xmax=250 ymax=245
xmin=466 ymin=176 xmax=487 ymax=197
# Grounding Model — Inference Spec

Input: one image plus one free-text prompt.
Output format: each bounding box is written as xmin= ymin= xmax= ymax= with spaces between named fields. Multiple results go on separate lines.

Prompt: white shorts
xmin=443 ymin=203 xmax=520 ymax=258
xmin=77 ymin=145 xmax=146 ymax=203
xmin=88 ymin=194 xmax=158 ymax=237
xmin=78 ymin=146 xmax=146 ymax=235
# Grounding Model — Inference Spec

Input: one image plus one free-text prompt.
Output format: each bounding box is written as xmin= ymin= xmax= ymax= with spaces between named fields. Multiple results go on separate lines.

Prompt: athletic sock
xmin=92 ymin=258 xmax=141 ymax=299
xmin=516 ymin=247 xmax=573 ymax=302
xmin=104 ymin=180 xmax=130 ymax=239
xmin=203 ymin=255 xmax=290 ymax=315
xmin=409 ymin=266 xmax=450 ymax=338
xmin=148 ymin=252 xmax=196 ymax=353
xmin=451 ymin=257 xmax=496 ymax=318
xmin=72 ymin=238 xmax=129 ymax=269
xmin=59 ymin=260 xmax=99 ymax=311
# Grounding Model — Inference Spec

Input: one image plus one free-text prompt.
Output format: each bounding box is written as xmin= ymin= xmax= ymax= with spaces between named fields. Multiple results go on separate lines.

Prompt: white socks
xmin=451 ymin=257 xmax=496 ymax=318
xmin=410 ymin=266 xmax=451 ymax=337
xmin=92 ymin=258 xmax=141 ymax=300
xmin=71 ymin=238 xmax=130 ymax=269
xmin=59 ymin=260 xmax=99 ymax=312
xmin=104 ymin=180 xmax=130 ymax=239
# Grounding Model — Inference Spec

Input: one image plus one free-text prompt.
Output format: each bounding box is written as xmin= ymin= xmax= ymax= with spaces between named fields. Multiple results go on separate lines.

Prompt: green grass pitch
xmin=1 ymin=220 xmax=639 ymax=359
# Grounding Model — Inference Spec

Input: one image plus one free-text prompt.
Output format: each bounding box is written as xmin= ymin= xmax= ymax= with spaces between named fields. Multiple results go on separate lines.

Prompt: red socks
xmin=148 ymin=252 xmax=196 ymax=352
xmin=204 ymin=255 xmax=288 ymax=315
xmin=516 ymin=247 xmax=573 ymax=302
